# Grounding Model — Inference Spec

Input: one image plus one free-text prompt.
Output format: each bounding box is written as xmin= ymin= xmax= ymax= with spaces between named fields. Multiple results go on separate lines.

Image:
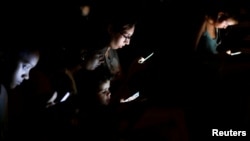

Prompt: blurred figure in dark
xmin=41 ymin=38 xmax=107 ymax=140
xmin=194 ymin=6 xmax=238 ymax=58
xmin=74 ymin=66 xmax=117 ymax=141
xmin=0 ymin=46 xmax=40 ymax=140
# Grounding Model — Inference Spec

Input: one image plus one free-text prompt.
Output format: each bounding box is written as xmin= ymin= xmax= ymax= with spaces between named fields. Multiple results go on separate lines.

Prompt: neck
xmin=105 ymin=47 xmax=111 ymax=57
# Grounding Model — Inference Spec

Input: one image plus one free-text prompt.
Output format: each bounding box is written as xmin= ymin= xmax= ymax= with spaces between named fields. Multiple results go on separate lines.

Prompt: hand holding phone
xmin=120 ymin=91 xmax=140 ymax=103
xmin=138 ymin=52 xmax=154 ymax=64
xmin=226 ymin=50 xmax=242 ymax=56
xmin=46 ymin=91 xmax=71 ymax=108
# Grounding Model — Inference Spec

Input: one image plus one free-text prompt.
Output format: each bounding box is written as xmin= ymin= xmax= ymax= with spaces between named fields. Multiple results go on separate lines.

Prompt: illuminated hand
xmin=138 ymin=52 xmax=154 ymax=64
xmin=46 ymin=91 xmax=58 ymax=108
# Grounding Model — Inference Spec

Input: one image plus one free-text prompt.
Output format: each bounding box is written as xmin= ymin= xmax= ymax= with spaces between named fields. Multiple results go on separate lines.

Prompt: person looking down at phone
xmin=74 ymin=67 xmax=119 ymax=141
xmin=45 ymin=41 xmax=107 ymax=108
xmin=76 ymin=67 xmax=113 ymax=108
xmin=0 ymin=46 xmax=40 ymax=140
xmin=38 ymin=42 xmax=107 ymax=140
xmin=103 ymin=14 xmax=136 ymax=82
xmin=194 ymin=7 xmax=238 ymax=58
xmin=192 ymin=4 xmax=239 ymax=82
xmin=100 ymin=8 xmax=157 ymax=104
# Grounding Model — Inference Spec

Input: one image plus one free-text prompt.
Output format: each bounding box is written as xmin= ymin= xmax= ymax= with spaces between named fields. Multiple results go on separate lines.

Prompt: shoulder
xmin=196 ymin=19 xmax=208 ymax=39
xmin=0 ymin=84 xmax=5 ymax=93
xmin=0 ymin=84 xmax=8 ymax=100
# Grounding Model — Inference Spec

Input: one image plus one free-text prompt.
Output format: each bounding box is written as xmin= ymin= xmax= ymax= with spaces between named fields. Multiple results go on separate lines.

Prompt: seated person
xmin=45 ymin=41 xmax=107 ymax=108
xmin=75 ymin=67 xmax=118 ymax=141
xmin=194 ymin=9 xmax=238 ymax=58
xmin=40 ymin=41 xmax=107 ymax=140
xmin=0 ymin=46 xmax=40 ymax=140
xmin=192 ymin=8 xmax=239 ymax=81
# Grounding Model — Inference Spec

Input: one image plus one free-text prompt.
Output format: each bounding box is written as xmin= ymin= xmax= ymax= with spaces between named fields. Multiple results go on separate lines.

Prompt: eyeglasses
xmin=120 ymin=33 xmax=132 ymax=40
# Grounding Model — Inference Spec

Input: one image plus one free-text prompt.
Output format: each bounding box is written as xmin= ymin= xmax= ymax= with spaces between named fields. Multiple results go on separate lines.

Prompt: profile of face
xmin=215 ymin=18 xmax=238 ymax=29
xmin=10 ymin=52 xmax=39 ymax=89
xmin=109 ymin=25 xmax=135 ymax=50
xmin=96 ymin=80 xmax=111 ymax=106
xmin=214 ymin=13 xmax=238 ymax=29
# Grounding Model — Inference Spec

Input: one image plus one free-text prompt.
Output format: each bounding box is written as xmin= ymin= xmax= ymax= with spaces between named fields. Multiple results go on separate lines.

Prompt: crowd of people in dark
xmin=1 ymin=0 xmax=249 ymax=140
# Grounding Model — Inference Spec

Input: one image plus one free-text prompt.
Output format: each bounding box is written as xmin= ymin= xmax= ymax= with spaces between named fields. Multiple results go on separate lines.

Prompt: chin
xmin=10 ymin=84 xmax=16 ymax=89
xmin=101 ymin=101 xmax=109 ymax=106
xmin=89 ymin=67 xmax=95 ymax=71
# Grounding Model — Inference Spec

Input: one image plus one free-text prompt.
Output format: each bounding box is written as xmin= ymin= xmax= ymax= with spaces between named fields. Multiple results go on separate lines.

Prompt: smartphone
xmin=226 ymin=50 xmax=242 ymax=56
xmin=120 ymin=91 xmax=140 ymax=103
xmin=230 ymin=51 xmax=241 ymax=56
xmin=138 ymin=52 xmax=154 ymax=64
xmin=60 ymin=92 xmax=71 ymax=102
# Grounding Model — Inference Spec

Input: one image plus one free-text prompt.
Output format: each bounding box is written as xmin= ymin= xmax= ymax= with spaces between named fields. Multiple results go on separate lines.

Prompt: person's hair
xmin=76 ymin=67 xmax=113 ymax=106
xmin=1 ymin=46 xmax=39 ymax=67
xmin=93 ymin=70 xmax=112 ymax=92
xmin=203 ymin=1 xmax=238 ymax=22
xmin=108 ymin=13 xmax=137 ymax=34
xmin=206 ymin=11 xmax=237 ymax=23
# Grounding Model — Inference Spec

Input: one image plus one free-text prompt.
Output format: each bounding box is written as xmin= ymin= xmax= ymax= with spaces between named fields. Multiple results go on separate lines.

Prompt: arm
xmin=194 ymin=18 xmax=207 ymax=51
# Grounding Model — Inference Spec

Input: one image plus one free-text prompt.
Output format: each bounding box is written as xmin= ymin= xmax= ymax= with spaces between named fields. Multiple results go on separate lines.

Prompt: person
xmin=39 ymin=42 xmax=107 ymax=140
xmin=0 ymin=47 xmax=40 ymax=140
xmin=76 ymin=67 xmax=113 ymax=107
xmin=104 ymin=17 xmax=136 ymax=79
xmin=191 ymin=7 xmax=239 ymax=84
xmin=88 ymin=12 xmax=138 ymax=105
xmin=45 ymin=41 xmax=107 ymax=108
xmin=74 ymin=67 xmax=118 ymax=141
xmin=80 ymin=0 xmax=92 ymax=19
xmin=194 ymin=9 xmax=238 ymax=57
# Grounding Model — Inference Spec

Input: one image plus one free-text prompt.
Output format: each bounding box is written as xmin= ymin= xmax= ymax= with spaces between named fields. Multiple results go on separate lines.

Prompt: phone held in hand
xmin=138 ymin=52 xmax=154 ymax=64
xmin=120 ymin=91 xmax=140 ymax=103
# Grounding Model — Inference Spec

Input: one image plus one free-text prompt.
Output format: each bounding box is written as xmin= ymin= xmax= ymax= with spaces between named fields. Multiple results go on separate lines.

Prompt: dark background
xmin=2 ymin=0 xmax=249 ymax=140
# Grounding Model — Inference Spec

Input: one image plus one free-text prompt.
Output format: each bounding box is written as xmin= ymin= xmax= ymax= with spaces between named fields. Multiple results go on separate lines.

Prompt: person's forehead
xmin=20 ymin=53 xmax=39 ymax=65
xmin=121 ymin=27 xmax=135 ymax=37
xmin=124 ymin=26 xmax=135 ymax=32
